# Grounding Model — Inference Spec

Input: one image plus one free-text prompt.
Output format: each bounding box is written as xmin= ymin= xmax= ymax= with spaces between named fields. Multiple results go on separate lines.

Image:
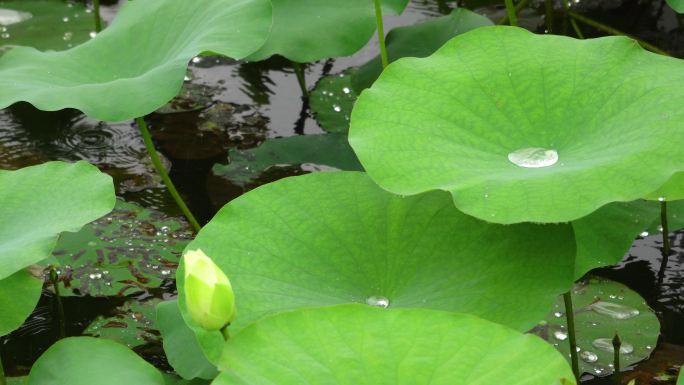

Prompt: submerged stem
xmin=562 ymin=0 xmax=584 ymax=38
xmin=93 ymin=0 xmax=102 ymax=33
xmin=0 ymin=355 xmax=6 ymax=385
xmin=135 ymin=117 xmax=201 ymax=232
xmin=563 ymin=291 xmax=580 ymax=381
xmin=567 ymin=11 xmax=669 ymax=56
xmin=292 ymin=62 xmax=308 ymax=98
xmin=373 ymin=0 xmax=389 ymax=69
xmin=497 ymin=0 xmax=528 ymax=25
xmin=50 ymin=267 xmax=66 ymax=339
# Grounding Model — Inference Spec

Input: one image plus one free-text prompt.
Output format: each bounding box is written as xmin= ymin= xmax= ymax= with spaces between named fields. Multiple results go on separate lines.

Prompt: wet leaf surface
xmin=310 ymin=70 xmax=358 ymax=133
xmin=84 ymin=299 xmax=161 ymax=349
xmin=52 ymin=200 xmax=192 ymax=297
xmin=533 ymin=277 xmax=660 ymax=377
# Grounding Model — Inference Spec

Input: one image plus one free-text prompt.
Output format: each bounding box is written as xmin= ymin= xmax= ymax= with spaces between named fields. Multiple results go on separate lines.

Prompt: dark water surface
xmin=0 ymin=0 xmax=683 ymax=383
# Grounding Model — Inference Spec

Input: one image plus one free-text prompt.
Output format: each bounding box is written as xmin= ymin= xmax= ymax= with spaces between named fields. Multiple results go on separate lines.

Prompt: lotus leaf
xmin=51 ymin=199 xmax=191 ymax=297
xmin=533 ymin=277 xmax=659 ymax=377
xmin=84 ymin=299 xmax=160 ymax=349
xmin=667 ymin=0 xmax=684 ymax=13
xmin=212 ymin=133 xmax=363 ymax=187
xmin=0 ymin=0 xmax=272 ymax=121
xmin=0 ymin=0 xmax=97 ymax=52
xmin=351 ymin=9 xmax=494 ymax=92
xmin=214 ymin=305 xmax=576 ymax=385
xmin=645 ymin=172 xmax=684 ymax=201
xmin=349 ymin=26 xmax=684 ymax=224
xmin=27 ymin=337 xmax=165 ymax=385
xmin=246 ymin=0 xmax=409 ymax=62
xmin=177 ymin=171 xmax=576 ymax=363
xmin=0 ymin=269 xmax=42 ymax=336
xmin=679 ymin=370 xmax=683 ymax=385
xmin=309 ymin=70 xmax=358 ymax=133
xmin=156 ymin=300 xmax=218 ymax=381
xmin=0 ymin=161 xmax=114 ymax=279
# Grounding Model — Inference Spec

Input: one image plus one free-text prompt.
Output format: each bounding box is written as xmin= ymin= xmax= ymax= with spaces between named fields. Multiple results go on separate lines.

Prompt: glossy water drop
xmin=62 ymin=16 xmax=69 ymax=22
xmin=0 ymin=9 xmax=32 ymax=26
xmin=89 ymin=31 xmax=97 ymax=38
xmin=342 ymin=87 xmax=351 ymax=94
xmin=553 ymin=311 xmax=564 ymax=318
xmin=640 ymin=231 xmax=649 ymax=237
xmin=658 ymin=196 xmax=666 ymax=202
xmin=592 ymin=338 xmax=634 ymax=354
xmin=553 ymin=330 xmax=568 ymax=341
xmin=590 ymin=301 xmax=639 ymax=319
xmin=366 ymin=296 xmax=389 ymax=308
xmin=507 ymin=147 xmax=558 ymax=168
xmin=0 ymin=32 xmax=9 ymax=39
xmin=62 ymin=32 xmax=73 ymax=41
xmin=333 ymin=105 xmax=341 ymax=112
xmin=580 ymin=350 xmax=598 ymax=363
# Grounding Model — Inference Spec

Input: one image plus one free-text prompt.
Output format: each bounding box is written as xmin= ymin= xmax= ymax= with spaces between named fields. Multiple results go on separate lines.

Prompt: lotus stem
xmin=93 ymin=0 xmax=102 ymax=33
xmin=497 ymin=0 xmax=528 ymax=25
xmin=373 ymin=0 xmax=389 ymax=69
xmin=0 ymin=356 xmax=6 ymax=385
xmin=504 ymin=0 xmax=519 ymax=26
xmin=50 ymin=267 xmax=66 ymax=339
xmin=562 ymin=0 xmax=584 ymax=38
xmin=545 ymin=0 xmax=554 ymax=33
xmin=563 ymin=291 xmax=580 ymax=381
xmin=292 ymin=62 xmax=308 ymax=98
xmin=612 ymin=333 xmax=621 ymax=385
xmin=135 ymin=117 xmax=201 ymax=232
xmin=567 ymin=11 xmax=669 ymax=56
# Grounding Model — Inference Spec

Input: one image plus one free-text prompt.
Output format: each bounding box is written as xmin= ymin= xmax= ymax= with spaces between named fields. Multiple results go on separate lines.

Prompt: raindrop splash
xmin=366 ymin=296 xmax=390 ymax=308
xmin=507 ymin=147 xmax=558 ymax=168
xmin=590 ymin=301 xmax=640 ymax=319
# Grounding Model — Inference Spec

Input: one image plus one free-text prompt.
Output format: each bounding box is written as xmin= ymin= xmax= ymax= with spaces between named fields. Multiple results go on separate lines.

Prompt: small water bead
xmin=553 ymin=311 xmax=564 ymax=318
xmin=342 ymin=87 xmax=351 ymax=94
xmin=580 ymin=350 xmax=599 ymax=363
xmin=553 ymin=330 xmax=568 ymax=341
xmin=63 ymin=32 xmax=73 ymax=41
xmin=333 ymin=105 xmax=341 ymax=112
xmin=366 ymin=296 xmax=390 ymax=308
xmin=658 ymin=225 xmax=664 ymax=232
xmin=89 ymin=31 xmax=97 ymax=38
xmin=590 ymin=301 xmax=639 ymax=320
xmin=0 ymin=32 xmax=9 ymax=39
xmin=658 ymin=196 xmax=666 ymax=202
xmin=640 ymin=231 xmax=649 ymax=237
xmin=62 ymin=17 xmax=69 ymax=22
xmin=0 ymin=9 xmax=32 ymax=26
xmin=507 ymin=147 xmax=558 ymax=168
xmin=592 ymin=338 xmax=634 ymax=354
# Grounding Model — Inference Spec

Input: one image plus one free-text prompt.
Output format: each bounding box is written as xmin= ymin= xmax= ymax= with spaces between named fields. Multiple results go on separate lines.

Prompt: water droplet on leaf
xmin=366 ymin=296 xmax=389 ymax=308
xmin=590 ymin=301 xmax=639 ymax=319
xmin=508 ymin=148 xmax=558 ymax=168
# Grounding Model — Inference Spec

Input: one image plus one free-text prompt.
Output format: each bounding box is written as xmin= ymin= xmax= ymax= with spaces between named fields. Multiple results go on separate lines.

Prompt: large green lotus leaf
xmin=349 ymin=26 xmax=684 ymax=225
xmin=0 ymin=161 xmax=114 ymax=279
xmin=212 ymin=134 xmax=363 ymax=188
xmin=533 ymin=277 xmax=659 ymax=377
xmin=164 ymin=374 xmax=210 ymax=385
xmin=27 ymin=337 xmax=165 ymax=385
xmin=0 ymin=269 xmax=42 ymax=336
xmin=246 ymin=0 xmax=407 ymax=62
xmin=679 ymin=370 xmax=684 ymax=385
xmin=214 ymin=305 xmax=576 ymax=385
xmin=351 ymin=9 xmax=493 ymax=93
xmin=667 ymin=0 xmax=684 ymax=13
xmin=0 ymin=0 xmax=271 ymax=121
xmin=7 ymin=378 xmax=26 ymax=385
xmin=0 ymin=0 xmax=97 ymax=52
xmin=179 ymin=171 xmax=575 ymax=336
xmin=645 ymin=172 xmax=684 ymax=201
xmin=51 ymin=199 xmax=192 ymax=297
xmin=84 ymin=299 xmax=161 ymax=349
xmin=157 ymin=300 xmax=218 ymax=381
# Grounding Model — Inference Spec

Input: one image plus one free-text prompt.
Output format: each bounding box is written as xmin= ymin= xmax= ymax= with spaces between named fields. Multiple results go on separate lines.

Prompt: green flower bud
xmin=183 ymin=249 xmax=236 ymax=331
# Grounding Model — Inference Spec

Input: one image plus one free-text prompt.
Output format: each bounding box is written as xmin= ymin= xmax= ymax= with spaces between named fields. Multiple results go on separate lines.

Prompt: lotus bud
xmin=183 ymin=249 xmax=236 ymax=331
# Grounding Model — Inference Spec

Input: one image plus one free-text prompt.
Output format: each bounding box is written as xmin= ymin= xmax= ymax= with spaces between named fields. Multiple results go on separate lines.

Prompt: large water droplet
xmin=580 ymin=350 xmax=599 ymax=363
xmin=508 ymin=147 xmax=558 ymax=168
xmin=553 ymin=330 xmax=568 ymax=341
xmin=592 ymin=338 xmax=634 ymax=354
xmin=0 ymin=9 xmax=32 ymax=26
xmin=590 ymin=301 xmax=640 ymax=319
xmin=366 ymin=296 xmax=389 ymax=308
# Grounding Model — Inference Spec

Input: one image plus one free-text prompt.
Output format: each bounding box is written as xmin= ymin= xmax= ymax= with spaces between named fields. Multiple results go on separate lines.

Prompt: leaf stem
xmin=657 ymin=200 xmax=671 ymax=281
xmin=0 ymin=355 xmax=6 ymax=385
xmin=612 ymin=333 xmax=621 ymax=385
xmin=562 ymin=0 xmax=584 ymax=38
xmin=497 ymin=0 xmax=528 ymax=25
xmin=567 ymin=11 xmax=669 ymax=56
xmin=504 ymin=0 xmax=519 ymax=26
xmin=135 ymin=117 xmax=201 ymax=232
xmin=545 ymin=0 xmax=554 ymax=33
xmin=373 ymin=0 xmax=389 ymax=69
xmin=563 ymin=291 xmax=580 ymax=381
xmin=50 ymin=267 xmax=66 ymax=339
xmin=292 ymin=62 xmax=308 ymax=98
xmin=93 ymin=0 xmax=102 ymax=33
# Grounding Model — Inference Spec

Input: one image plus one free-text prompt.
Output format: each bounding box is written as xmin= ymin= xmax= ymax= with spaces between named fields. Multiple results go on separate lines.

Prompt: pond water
xmin=0 ymin=0 xmax=683 ymax=383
